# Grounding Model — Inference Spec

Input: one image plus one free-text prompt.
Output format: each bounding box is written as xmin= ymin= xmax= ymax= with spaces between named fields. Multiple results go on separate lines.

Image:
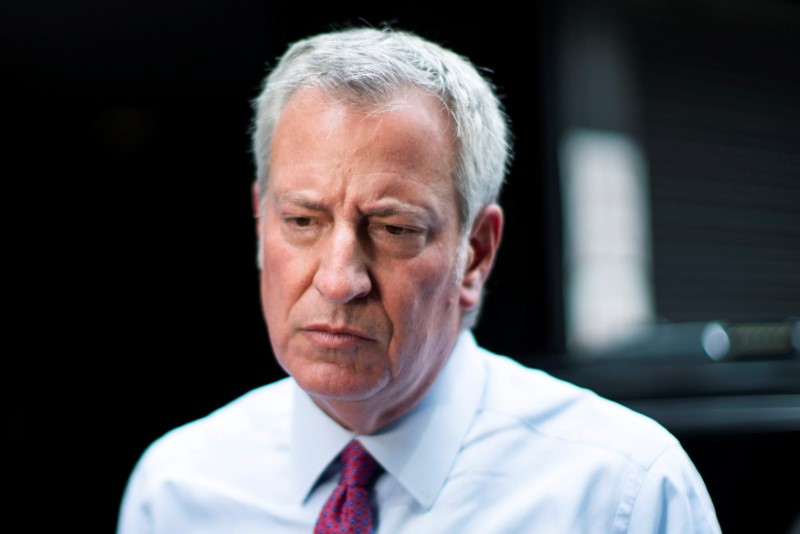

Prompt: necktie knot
xmin=315 ymin=440 xmax=382 ymax=534
xmin=339 ymin=440 xmax=381 ymax=488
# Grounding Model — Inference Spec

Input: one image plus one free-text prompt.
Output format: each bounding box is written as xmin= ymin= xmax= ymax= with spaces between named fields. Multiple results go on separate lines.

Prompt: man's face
xmin=257 ymin=87 xmax=468 ymax=429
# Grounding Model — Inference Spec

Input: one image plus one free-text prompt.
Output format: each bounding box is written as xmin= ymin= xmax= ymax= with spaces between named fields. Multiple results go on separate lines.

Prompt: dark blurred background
xmin=5 ymin=0 xmax=798 ymax=532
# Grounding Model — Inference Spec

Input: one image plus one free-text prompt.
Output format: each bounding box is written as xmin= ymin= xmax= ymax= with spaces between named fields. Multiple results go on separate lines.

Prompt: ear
xmin=252 ymin=181 xmax=261 ymax=236
xmin=460 ymin=204 xmax=504 ymax=311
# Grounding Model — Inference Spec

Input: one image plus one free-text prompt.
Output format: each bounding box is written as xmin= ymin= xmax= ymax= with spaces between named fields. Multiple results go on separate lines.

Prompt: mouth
xmin=301 ymin=323 xmax=376 ymax=350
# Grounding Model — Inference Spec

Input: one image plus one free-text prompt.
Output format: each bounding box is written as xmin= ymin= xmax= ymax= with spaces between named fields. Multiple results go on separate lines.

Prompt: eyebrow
xmin=275 ymin=190 xmax=440 ymax=227
xmin=276 ymin=192 xmax=327 ymax=211
xmin=366 ymin=205 xmax=429 ymax=219
xmin=278 ymin=192 xmax=432 ymax=216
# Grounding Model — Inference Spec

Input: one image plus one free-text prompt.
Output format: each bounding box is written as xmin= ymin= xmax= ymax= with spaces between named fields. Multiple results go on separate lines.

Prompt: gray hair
xmin=251 ymin=26 xmax=512 ymax=329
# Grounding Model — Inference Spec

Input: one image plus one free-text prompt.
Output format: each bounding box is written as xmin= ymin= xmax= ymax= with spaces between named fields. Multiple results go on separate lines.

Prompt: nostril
xmin=313 ymin=261 xmax=372 ymax=304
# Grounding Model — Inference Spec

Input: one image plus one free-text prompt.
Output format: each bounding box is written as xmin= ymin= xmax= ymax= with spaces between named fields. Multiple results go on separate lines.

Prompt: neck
xmin=309 ymin=370 xmax=440 ymax=435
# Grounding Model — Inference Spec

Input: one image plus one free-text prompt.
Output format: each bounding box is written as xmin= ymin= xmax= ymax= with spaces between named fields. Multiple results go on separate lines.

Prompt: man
xmin=117 ymin=27 xmax=721 ymax=533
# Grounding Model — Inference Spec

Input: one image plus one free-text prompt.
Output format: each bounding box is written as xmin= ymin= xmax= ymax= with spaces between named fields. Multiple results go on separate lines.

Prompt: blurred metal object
xmin=578 ymin=318 xmax=800 ymax=362
xmin=702 ymin=319 xmax=799 ymax=361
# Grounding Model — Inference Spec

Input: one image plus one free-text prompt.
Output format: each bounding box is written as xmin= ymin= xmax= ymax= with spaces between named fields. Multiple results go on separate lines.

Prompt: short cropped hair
xmin=251 ymin=27 xmax=512 ymax=328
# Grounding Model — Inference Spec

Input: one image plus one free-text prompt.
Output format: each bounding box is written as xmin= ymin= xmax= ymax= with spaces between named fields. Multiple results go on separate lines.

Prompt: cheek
xmin=387 ymin=255 xmax=461 ymax=342
xmin=259 ymin=234 xmax=314 ymax=330
xmin=387 ymin=273 xmax=461 ymax=385
xmin=262 ymin=227 xmax=316 ymax=283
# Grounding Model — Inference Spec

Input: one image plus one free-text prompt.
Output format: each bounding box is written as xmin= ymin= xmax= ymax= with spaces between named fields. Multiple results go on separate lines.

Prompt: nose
xmin=313 ymin=226 xmax=372 ymax=303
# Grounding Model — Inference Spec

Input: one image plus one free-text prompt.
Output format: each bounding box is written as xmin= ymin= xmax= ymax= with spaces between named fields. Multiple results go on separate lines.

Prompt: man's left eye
xmin=385 ymin=225 xmax=409 ymax=235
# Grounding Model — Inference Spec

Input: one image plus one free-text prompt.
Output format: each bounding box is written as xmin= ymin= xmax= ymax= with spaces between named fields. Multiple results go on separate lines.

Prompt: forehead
xmin=267 ymin=87 xmax=459 ymax=202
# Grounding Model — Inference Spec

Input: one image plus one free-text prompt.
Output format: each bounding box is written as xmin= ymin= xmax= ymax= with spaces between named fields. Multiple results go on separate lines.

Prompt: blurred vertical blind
xmin=629 ymin=0 xmax=800 ymax=323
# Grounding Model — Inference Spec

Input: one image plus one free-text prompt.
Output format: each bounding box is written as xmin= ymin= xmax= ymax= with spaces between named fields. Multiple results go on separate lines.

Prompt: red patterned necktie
xmin=315 ymin=440 xmax=383 ymax=534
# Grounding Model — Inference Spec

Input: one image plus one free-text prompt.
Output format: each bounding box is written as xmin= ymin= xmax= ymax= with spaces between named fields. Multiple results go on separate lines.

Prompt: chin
xmin=290 ymin=359 xmax=391 ymax=403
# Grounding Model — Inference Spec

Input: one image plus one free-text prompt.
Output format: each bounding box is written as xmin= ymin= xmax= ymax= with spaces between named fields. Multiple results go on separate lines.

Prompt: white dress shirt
xmin=117 ymin=332 xmax=721 ymax=533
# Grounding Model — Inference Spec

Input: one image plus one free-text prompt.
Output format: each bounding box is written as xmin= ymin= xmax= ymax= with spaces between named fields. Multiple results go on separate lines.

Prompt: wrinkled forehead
xmin=277 ymin=87 xmax=455 ymax=174
xmin=272 ymin=86 xmax=457 ymax=172
xmin=261 ymin=83 xmax=467 ymax=229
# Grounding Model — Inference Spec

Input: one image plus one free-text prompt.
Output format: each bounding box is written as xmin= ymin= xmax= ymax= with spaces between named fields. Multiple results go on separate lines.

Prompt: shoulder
xmin=117 ymin=378 xmax=298 ymax=533
xmin=464 ymin=348 xmax=720 ymax=531
xmin=134 ymin=377 xmax=295 ymax=476
xmin=476 ymin=347 xmax=678 ymax=470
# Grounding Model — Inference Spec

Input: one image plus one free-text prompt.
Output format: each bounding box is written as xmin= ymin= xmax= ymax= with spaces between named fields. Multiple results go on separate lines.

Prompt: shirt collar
xmin=290 ymin=330 xmax=486 ymax=510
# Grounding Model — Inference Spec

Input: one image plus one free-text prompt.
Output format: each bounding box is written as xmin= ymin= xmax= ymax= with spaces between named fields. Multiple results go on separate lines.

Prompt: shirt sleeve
xmin=626 ymin=444 xmax=722 ymax=534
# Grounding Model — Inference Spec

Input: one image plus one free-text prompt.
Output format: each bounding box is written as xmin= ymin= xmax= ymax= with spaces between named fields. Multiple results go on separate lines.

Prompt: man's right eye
xmin=286 ymin=217 xmax=312 ymax=227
